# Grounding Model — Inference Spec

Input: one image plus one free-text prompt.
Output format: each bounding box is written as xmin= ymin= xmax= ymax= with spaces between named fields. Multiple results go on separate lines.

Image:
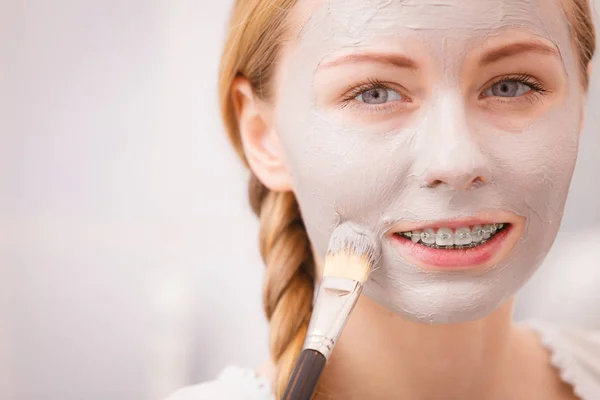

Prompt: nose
xmin=419 ymin=92 xmax=491 ymax=190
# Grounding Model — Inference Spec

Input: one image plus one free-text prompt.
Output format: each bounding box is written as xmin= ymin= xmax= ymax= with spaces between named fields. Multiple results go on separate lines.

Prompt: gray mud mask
xmin=274 ymin=0 xmax=582 ymax=323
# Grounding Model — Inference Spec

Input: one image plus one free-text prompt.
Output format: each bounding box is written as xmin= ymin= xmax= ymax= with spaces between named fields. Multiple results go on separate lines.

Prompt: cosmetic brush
xmin=282 ymin=223 xmax=380 ymax=400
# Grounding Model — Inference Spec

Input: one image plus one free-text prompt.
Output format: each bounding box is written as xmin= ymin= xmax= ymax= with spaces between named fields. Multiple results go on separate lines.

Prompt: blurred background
xmin=1 ymin=1 xmax=598 ymax=399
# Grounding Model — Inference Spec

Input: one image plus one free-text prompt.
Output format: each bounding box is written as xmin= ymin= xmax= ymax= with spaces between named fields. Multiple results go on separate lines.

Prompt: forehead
xmin=290 ymin=0 xmax=571 ymax=50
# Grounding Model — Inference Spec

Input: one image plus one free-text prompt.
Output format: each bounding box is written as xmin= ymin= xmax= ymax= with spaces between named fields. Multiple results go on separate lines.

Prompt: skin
xmin=232 ymin=0 xmax=589 ymax=398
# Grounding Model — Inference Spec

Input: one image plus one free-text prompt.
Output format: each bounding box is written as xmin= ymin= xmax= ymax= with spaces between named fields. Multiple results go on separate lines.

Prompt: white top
xmin=166 ymin=321 xmax=600 ymax=400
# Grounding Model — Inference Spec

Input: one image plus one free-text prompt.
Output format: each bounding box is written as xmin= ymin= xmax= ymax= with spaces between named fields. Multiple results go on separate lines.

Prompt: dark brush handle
xmin=282 ymin=349 xmax=327 ymax=400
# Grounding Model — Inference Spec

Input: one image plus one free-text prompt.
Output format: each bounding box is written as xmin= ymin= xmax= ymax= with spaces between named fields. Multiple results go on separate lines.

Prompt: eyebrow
xmin=318 ymin=53 xmax=418 ymax=70
xmin=479 ymin=41 xmax=560 ymax=66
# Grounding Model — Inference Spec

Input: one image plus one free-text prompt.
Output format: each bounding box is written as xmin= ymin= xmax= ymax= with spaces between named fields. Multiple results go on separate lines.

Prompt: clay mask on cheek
xmin=275 ymin=0 xmax=582 ymax=323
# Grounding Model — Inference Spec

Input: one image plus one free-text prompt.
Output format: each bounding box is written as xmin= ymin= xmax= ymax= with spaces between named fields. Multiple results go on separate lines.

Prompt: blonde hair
xmin=218 ymin=0 xmax=595 ymax=397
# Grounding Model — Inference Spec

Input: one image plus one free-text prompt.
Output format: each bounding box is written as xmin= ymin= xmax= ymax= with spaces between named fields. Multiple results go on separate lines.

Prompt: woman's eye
xmin=355 ymin=87 xmax=403 ymax=104
xmin=484 ymin=80 xmax=532 ymax=98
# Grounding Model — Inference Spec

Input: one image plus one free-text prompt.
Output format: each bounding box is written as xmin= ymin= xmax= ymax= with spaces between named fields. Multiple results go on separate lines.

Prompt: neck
xmin=317 ymin=297 xmax=517 ymax=400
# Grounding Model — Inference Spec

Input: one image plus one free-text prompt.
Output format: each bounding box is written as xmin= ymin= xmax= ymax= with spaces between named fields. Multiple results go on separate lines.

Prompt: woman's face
xmin=270 ymin=0 xmax=584 ymax=323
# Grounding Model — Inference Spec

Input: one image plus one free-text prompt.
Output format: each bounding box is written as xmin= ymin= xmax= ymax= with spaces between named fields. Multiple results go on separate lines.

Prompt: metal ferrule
xmin=302 ymin=276 xmax=363 ymax=360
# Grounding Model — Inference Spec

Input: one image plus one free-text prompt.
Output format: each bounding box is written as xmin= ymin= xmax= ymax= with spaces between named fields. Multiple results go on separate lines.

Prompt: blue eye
xmin=484 ymin=80 xmax=532 ymax=98
xmin=355 ymin=87 xmax=403 ymax=104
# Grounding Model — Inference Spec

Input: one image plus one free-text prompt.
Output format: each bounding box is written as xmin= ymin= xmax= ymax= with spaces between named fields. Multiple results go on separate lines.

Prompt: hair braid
xmin=249 ymin=174 xmax=316 ymax=398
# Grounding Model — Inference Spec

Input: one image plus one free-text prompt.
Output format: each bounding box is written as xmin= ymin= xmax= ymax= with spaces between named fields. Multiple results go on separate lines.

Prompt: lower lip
xmin=390 ymin=225 xmax=512 ymax=270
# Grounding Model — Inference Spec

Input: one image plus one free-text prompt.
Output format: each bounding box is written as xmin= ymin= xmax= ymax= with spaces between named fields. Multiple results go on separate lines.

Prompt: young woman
xmin=169 ymin=0 xmax=598 ymax=398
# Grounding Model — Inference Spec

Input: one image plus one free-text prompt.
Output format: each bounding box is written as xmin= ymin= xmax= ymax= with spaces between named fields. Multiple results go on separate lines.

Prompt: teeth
xmin=399 ymin=223 xmax=508 ymax=249
xmin=436 ymin=228 xmax=454 ymax=246
xmin=482 ymin=224 xmax=492 ymax=239
xmin=411 ymin=230 xmax=422 ymax=243
xmin=471 ymin=225 xmax=484 ymax=242
xmin=421 ymin=228 xmax=436 ymax=244
xmin=454 ymin=227 xmax=472 ymax=245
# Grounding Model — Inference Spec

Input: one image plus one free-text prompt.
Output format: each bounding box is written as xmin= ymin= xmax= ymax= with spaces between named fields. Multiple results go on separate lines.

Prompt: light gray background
xmin=1 ymin=1 xmax=598 ymax=399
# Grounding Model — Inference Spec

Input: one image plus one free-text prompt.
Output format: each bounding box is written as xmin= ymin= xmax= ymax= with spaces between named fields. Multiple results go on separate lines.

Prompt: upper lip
xmin=388 ymin=213 xmax=520 ymax=234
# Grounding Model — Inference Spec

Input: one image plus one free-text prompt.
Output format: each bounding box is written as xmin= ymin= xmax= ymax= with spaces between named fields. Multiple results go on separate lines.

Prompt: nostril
xmin=469 ymin=176 xmax=487 ymax=190
xmin=425 ymin=179 xmax=444 ymax=188
xmin=423 ymin=174 xmax=488 ymax=190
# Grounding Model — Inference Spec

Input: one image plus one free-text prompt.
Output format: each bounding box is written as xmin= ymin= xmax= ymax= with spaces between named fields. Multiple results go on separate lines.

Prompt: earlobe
xmin=232 ymin=77 xmax=293 ymax=192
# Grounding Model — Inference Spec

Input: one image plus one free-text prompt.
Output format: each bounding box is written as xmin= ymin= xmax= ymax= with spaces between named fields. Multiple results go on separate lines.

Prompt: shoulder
xmin=163 ymin=366 xmax=274 ymax=400
xmin=527 ymin=320 xmax=600 ymax=400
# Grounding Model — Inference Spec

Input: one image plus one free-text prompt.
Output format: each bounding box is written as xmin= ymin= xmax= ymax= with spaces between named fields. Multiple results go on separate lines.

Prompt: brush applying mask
xmin=282 ymin=223 xmax=380 ymax=400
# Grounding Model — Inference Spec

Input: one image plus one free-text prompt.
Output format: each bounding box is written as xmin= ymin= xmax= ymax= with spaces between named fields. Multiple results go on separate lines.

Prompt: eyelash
xmin=339 ymin=78 xmax=408 ymax=112
xmin=339 ymin=74 xmax=548 ymax=112
xmin=481 ymin=73 xmax=548 ymax=100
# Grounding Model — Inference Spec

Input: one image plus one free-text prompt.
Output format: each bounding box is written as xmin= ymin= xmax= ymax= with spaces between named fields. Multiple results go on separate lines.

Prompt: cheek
xmin=482 ymin=111 xmax=580 ymax=228
xmin=275 ymin=109 xmax=413 ymax=257
xmin=278 ymin=113 xmax=410 ymax=209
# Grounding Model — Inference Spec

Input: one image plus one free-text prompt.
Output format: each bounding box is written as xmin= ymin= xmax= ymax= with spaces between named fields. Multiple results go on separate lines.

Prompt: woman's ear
xmin=232 ymin=77 xmax=293 ymax=192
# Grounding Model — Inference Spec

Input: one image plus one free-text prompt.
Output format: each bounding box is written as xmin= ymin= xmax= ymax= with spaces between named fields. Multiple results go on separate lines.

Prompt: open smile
xmin=389 ymin=214 xmax=524 ymax=270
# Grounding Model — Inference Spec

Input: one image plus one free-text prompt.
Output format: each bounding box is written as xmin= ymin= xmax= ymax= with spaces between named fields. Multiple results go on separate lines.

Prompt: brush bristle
xmin=323 ymin=223 xmax=380 ymax=282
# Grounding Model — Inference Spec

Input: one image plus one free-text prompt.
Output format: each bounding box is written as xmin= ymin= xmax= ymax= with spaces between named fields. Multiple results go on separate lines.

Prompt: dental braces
xmin=419 ymin=238 xmax=493 ymax=250
xmin=402 ymin=223 xmax=506 ymax=246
